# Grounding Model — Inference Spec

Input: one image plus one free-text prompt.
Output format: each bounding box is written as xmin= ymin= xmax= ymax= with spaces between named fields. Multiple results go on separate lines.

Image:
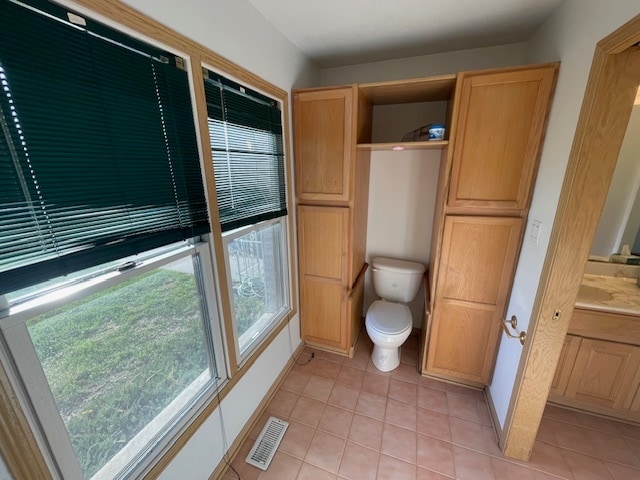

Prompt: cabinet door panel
xmin=427 ymin=301 xmax=498 ymax=382
xmin=439 ymin=217 xmax=523 ymax=305
xmin=301 ymin=277 xmax=345 ymax=347
xmin=298 ymin=205 xmax=348 ymax=281
xmin=550 ymin=335 xmax=581 ymax=397
xmin=294 ymin=88 xmax=353 ymax=203
xmin=449 ymin=65 xmax=556 ymax=211
xmin=565 ymin=339 xmax=640 ymax=410
xmin=426 ymin=215 xmax=523 ymax=384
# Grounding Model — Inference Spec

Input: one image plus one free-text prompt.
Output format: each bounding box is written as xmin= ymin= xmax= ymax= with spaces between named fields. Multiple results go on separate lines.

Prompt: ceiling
xmin=248 ymin=0 xmax=565 ymax=68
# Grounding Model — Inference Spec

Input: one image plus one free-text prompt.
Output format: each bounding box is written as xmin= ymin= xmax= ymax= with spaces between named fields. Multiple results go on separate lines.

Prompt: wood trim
xmin=502 ymin=15 xmax=640 ymax=460
xmin=0 ymin=360 xmax=52 ymax=480
xmin=210 ymin=340 xmax=305 ymax=480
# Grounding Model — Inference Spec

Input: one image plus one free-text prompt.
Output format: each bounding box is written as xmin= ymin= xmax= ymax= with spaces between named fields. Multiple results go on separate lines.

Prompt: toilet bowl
xmin=365 ymin=300 xmax=412 ymax=372
xmin=364 ymin=257 xmax=425 ymax=372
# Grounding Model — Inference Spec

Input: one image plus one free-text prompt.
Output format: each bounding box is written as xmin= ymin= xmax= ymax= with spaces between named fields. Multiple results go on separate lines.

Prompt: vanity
xmin=548 ymin=265 xmax=640 ymax=423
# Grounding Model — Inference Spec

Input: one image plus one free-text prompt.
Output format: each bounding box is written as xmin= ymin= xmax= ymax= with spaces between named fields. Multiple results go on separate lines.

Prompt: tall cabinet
xmin=293 ymin=86 xmax=371 ymax=356
xmin=424 ymin=64 xmax=558 ymax=386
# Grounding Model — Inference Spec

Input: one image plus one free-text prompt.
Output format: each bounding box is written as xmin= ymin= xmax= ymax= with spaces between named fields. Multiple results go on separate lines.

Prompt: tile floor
xmin=222 ymin=333 xmax=640 ymax=480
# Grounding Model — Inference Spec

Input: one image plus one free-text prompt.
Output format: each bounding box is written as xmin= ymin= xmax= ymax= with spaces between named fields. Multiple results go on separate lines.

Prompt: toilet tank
xmin=371 ymin=257 xmax=426 ymax=302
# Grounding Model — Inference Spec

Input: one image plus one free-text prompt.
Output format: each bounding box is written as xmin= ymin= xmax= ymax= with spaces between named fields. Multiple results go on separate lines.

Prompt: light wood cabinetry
xmin=294 ymin=88 xmax=354 ymax=204
xmin=447 ymin=66 xmax=557 ymax=214
xmin=549 ymin=308 xmax=640 ymax=422
xmin=426 ymin=216 xmax=523 ymax=384
xmin=293 ymin=87 xmax=371 ymax=356
xmin=423 ymin=63 xmax=558 ymax=386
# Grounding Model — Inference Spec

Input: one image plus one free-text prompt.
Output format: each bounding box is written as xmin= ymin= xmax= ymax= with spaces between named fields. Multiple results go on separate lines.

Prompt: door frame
xmin=501 ymin=15 xmax=640 ymax=459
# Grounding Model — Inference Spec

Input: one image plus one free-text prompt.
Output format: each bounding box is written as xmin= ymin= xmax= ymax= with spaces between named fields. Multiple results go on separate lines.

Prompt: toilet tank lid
xmin=372 ymin=257 xmax=425 ymax=274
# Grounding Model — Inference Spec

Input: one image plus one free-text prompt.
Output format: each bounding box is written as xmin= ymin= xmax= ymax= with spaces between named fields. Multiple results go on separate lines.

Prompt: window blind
xmin=204 ymin=72 xmax=287 ymax=232
xmin=0 ymin=0 xmax=210 ymax=296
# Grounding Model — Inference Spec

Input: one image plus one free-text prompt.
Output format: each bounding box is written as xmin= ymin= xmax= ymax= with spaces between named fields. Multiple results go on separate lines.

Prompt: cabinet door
xmin=448 ymin=65 xmax=556 ymax=212
xmin=297 ymin=205 xmax=349 ymax=349
xmin=564 ymin=339 xmax=640 ymax=410
xmin=426 ymin=215 xmax=523 ymax=384
xmin=293 ymin=88 xmax=353 ymax=204
xmin=550 ymin=335 xmax=581 ymax=397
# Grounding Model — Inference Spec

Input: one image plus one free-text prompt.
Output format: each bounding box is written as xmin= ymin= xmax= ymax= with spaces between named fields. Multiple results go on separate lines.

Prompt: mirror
xmin=590 ymin=87 xmax=640 ymax=258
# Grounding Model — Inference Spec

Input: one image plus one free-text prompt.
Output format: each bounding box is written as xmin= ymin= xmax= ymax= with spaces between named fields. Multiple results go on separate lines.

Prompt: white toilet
xmin=365 ymin=257 xmax=426 ymax=372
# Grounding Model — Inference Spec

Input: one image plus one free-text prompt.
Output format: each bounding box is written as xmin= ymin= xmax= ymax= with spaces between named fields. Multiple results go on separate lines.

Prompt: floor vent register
xmin=245 ymin=416 xmax=289 ymax=470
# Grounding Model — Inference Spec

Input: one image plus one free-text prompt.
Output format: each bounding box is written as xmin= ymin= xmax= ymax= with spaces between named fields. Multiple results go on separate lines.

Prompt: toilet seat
xmin=366 ymin=300 xmax=412 ymax=335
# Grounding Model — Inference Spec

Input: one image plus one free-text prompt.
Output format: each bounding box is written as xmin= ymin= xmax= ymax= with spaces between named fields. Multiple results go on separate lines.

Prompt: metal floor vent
xmin=245 ymin=416 xmax=289 ymax=470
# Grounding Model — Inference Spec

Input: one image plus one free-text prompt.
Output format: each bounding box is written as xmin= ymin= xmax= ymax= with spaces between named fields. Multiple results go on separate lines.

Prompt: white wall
xmin=489 ymin=0 xmax=640 ymax=427
xmin=321 ymin=43 xmax=527 ymax=85
xmin=93 ymin=1 xmax=318 ymax=478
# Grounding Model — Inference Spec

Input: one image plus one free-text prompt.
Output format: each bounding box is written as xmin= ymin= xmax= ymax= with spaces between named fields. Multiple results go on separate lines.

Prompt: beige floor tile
xmin=362 ymin=371 xmax=391 ymax=397
xmin=389 ymin=378 xmax=418 ymax=405
xmin=416 ymin=467 xmax=454 ymax=479
xmin=313 ymin=358 xmax=343 ymax=381
xmin=385 ymin=398 xmax=417 ymax=431
xmin=529 ymin=441 xmax=574 ymax=479
xmin=266 ymin=389 xmax=299 ymax=419
xmin=416 ymin=407 xmax=451 ymax=441
xmin=490 ymin=457 xmax=535 ymax=480
xmin=337 ymin=441 xmax=379 ymax=480
xmin=257 ymin=451 xmax=301 ymax=480
xmin=584 ymin=428 xmax=640 ymax=467
xmin=278 ymin=420 xmax=314 ymax=460
xmin=297 ymin=462 xmax=338 ymax=480
xmin=449 ymin=417 xmax=501 ymax=456
xmin=289 ymin=396 xmax=326 ymax=428
xmin=381 ymin=423 xmax=417 ymax=464
xmin=293 ymin=353 xmax=317 ymax=375
xmin=305 ymin=430 xmax=346 ymax=474
xmin=417 ymin=386 xmax=448 ymax=414
xmin=280 ymin=370 xmax=311 ymax=394
xmin=302 ymin=375 xmax=334 ymax=402
xmin=318 ymin=404 xmax=354 ymax=438
xmin=328 ymin=383 xmax=360 ymax=411
xmin=355 ymin=390 xmax=387 ymax=421
xmin=336 ymin=364 xmax=366 ymax=389
xmin=378 ymin=454 xmax=417 ymax=480
xmin=453 ymin=446 xmax=495 ymax=480
xmin=391 ymin=363 xmax=420 ymax=384
xmin=605 ymin=461 xmax=640 ymax=480
xmin=561 ymin=448 xmax=615 ymax=480
xmin=445 ymin=392 xmax=481 ymax=423
xmin=416 ymin=434 xmax=454 ymax=477
xmin=348 ymin=413 xmax=384 ymax=451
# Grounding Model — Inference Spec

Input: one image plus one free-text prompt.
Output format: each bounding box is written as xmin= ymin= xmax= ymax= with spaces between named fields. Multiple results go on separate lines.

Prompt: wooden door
xmin=549 ymin=335 xmax=581 ymax=397
xmin=564 ymin=339 xmax=640 ymax=410
xmin=297 ymin=205 xmax=349 ymax=349
xmin=448 ymin=65 xmax=557 ymax=213
xmin=293 ymin=87 xmax=353 ymax=204
xmin=426 ymin=215 xmax=523 ymax=384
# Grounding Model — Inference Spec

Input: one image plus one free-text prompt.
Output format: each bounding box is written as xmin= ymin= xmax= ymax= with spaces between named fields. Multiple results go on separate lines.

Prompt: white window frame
xmin=222 ymin=216 xmax=291 ymax=365
xmin=0 ymin=239 xmax=227 ymax=480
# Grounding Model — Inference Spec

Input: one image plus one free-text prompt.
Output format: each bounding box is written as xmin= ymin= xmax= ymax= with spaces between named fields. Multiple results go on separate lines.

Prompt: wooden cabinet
xmin=293 ymin=87 xmax=354 ymax=204
xmin=548 ymin=310 xmax=640 ymax=422
xmin=423 ymin=63 xmax=558 ymax=386
xmin=448 ymin=66 xmax=557 ymax=214
xmin=426 ymin=216 xmax=523 ymax=384
xmin=293 ymin=87 xmax=371 ymax=356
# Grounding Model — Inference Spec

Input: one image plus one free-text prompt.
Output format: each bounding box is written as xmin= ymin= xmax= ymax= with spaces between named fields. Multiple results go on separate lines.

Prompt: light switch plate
xmin=530 ymin=219 xmax=543 ymax=245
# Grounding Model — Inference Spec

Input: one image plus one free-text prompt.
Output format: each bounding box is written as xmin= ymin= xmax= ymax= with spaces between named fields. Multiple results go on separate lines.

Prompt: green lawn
xmin=27 ymin=268 xmax=209 ymax=478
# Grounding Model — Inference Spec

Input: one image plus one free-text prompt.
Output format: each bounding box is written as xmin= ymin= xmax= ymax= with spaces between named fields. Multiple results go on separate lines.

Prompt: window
xmin=0 ymin=1 xmax=224 ymax=479
xmin=203 ymin=70 xmax=290 ymax=361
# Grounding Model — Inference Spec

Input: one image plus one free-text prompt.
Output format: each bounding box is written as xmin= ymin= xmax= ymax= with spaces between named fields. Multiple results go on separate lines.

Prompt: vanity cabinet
xmin=423 ymin=63 xmax=558 ymax=386
xmin=549 ymin=308 xmax=640 ymax=422
xmin=293 ymin=87 xmax=371 ymax=356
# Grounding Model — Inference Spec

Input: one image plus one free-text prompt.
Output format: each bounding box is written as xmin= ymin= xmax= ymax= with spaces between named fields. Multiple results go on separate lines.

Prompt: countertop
xmin=575 ymin=273 xmax=640 ymax=316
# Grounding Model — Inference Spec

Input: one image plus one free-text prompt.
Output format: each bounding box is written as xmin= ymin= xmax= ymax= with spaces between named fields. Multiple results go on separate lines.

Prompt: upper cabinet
xmin=293 ymin=87 xmax=356 ymax=204
xmin=447 ymin=65 xmax=557 ymax=214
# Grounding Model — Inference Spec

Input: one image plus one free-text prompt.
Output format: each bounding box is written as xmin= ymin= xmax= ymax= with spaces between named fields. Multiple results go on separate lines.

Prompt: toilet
xmin=365 ymin=257 xmax=425 ymax=372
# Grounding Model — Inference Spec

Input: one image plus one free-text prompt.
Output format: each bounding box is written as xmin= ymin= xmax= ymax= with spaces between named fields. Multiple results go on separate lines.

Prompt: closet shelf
xmin=356 ymin=140 xmax=448 ymax=152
